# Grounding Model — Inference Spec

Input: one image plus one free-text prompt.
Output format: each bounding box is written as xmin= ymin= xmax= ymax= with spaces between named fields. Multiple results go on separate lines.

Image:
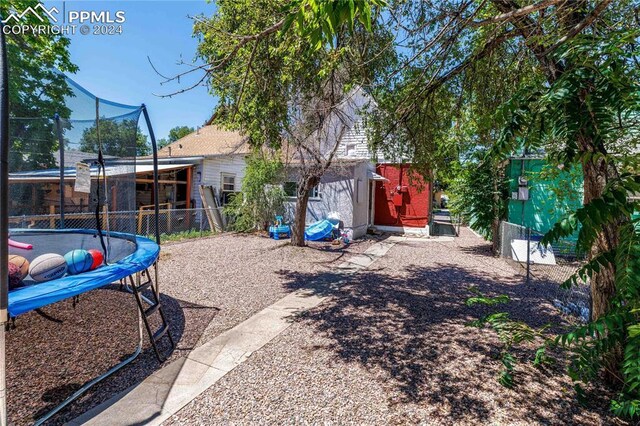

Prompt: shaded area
xmin=275 ymin=249 xmax=620 ymax=423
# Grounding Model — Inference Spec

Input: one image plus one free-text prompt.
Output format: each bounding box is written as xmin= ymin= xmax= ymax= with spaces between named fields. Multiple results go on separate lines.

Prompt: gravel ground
xmin=6 ymin=233 xmax=377 ymax=425
xmin=166 ymin=228 xmax=623 ymax=425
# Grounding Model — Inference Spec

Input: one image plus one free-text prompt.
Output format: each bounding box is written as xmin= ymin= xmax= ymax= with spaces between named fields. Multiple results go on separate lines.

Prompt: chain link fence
xmin=498 ymin=220 xmax=590 ymax=322
xmin=8 ymin=207 xmax=224 ymax=242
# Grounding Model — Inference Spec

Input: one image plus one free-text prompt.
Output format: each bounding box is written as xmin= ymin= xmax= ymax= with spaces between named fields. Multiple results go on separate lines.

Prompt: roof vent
xmin=196 ymin=126 xmax=201 ymax=135
xmin=168 ymin=146 xmax=172 ymax=157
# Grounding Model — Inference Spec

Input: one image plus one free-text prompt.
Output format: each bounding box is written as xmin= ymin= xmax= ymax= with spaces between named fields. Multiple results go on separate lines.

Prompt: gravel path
xmin=6 ymin=233 xmax=376 ymax=425
xmin=166 ymin=229 xmax=623 ymax=425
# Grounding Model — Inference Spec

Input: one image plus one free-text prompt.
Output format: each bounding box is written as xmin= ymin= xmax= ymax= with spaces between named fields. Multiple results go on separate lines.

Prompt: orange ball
xmin=9 ymin=255 xmax=29 ymax=279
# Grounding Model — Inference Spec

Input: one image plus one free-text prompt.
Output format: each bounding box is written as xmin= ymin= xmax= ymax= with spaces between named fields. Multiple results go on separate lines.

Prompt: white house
xmin=157 ymin=87 xmax=433 ymax=238
xmin=147 ymin=125 xmax=251 ymax=209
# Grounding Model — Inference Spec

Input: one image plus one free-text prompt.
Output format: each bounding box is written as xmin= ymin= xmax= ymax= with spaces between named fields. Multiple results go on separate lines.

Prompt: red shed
xmin=373 ymin=164 xmax=430 ymax=228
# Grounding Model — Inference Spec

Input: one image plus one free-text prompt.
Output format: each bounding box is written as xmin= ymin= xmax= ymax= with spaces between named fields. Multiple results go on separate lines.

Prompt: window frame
xmin=283 ymin=181 xmax=321 ymax=200
xmin=220 ymin=172 xmax=237 ymax=204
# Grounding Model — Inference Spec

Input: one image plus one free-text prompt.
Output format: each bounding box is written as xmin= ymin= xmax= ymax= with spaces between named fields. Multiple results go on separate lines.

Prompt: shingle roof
xmin=156 ymin=125 xmax=251 ymax=158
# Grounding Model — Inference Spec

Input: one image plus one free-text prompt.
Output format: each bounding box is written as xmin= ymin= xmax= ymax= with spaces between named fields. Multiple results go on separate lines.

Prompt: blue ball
xmin=64 ymin=249 xmax=93 ymax=275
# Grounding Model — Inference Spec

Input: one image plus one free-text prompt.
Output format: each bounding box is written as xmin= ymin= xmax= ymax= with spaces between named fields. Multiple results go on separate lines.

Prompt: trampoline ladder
xmin=128 ymin=269 xmax=175 ymax=362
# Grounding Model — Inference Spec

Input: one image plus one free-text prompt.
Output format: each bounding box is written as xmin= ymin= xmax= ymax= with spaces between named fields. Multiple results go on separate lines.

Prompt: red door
xmin=374 ymin=164 xmax=430 ymax=227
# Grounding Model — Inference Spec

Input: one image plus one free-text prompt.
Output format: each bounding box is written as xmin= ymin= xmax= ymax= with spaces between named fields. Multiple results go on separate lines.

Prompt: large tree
xmin=369 ymin=0 xmax=639 ymax=410
xmin=2 ymin=0 xmax=77 ymax=171
xmin=188 ymin=0 xmax=392 ymax=246
xmin=158 ymin=125 xmax=195 ymax=148
xmin=79 ymin=119 xmax=150 ymax=157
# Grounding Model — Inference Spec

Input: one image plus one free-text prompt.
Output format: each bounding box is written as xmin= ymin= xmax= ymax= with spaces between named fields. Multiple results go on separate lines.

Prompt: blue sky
xmin=43 ymin=1 xmax=217 ymax=140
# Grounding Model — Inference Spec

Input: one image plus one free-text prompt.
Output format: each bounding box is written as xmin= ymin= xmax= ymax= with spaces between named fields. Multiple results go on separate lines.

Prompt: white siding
xmin=283 ymin=164 xmax=370 ymax=239
xmin=192 ymin=155 xmax=247 ymax=208
xmin=337 ymin=119 xmax=371 ymax=160
xmin=191 ymin=162 xmax=204 ymax=209
xmin=202 ymin=155 xmax=247 ymax=190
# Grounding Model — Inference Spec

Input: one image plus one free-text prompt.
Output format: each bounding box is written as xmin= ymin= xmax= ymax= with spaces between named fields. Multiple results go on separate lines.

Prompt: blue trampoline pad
xmin=7 ymin=229 xmax=159 ymax=317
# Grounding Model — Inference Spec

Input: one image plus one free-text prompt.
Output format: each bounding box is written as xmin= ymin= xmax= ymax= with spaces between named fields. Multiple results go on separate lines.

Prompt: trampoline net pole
xmin=141 ymin=105 xmax=160 ymax=246
xmin=54 ymin=114 xmax=65 ymax=229
xmin=0 ymin=23 xmax=9 ymax=426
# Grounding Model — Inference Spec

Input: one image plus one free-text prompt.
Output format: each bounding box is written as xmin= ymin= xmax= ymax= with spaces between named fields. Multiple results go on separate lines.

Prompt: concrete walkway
xmin=70 ymin=237 xmax=401 ymax=426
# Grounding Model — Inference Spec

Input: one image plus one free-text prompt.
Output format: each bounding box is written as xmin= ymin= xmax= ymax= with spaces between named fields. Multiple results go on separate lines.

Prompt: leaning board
xmin=511 ymin=239 xmax=556 ymax=265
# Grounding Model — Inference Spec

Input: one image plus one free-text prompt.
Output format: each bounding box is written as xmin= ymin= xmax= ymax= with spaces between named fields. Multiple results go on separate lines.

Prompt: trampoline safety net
xmin=8 ymin=75 xmax=148 ymax=260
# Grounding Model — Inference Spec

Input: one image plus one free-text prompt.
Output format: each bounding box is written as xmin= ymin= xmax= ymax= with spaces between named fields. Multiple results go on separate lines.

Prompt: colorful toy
xmin=269 ymin=215 xmax=291 ymax=240
xmin=8 ymin=255 xmax=29 ymax=279
xmin=87 ymin=249 xmax=104 ymax=270
xmin=8 ymin=263 xmax=22 ymax=290
xmin=64 ymin=249 xmax=93 ymax=275
xmin=29 ymin=253 xmax=68 ymax=282
xmin=8 ymin=239 xmax=32 ymax=250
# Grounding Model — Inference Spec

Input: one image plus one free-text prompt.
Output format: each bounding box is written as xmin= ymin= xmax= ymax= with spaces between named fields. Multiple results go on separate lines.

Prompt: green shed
xmin=506 ymin=156 xmax=583 ymax=254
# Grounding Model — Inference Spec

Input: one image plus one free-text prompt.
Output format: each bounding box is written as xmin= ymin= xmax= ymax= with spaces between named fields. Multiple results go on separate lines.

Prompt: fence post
xmin=102 ymin=205 xmax=108 ymax=231
xmin=49 ymin=205 xmax=55 ymax=229
xmin=526 ymin=226 xmax=531 ymax=285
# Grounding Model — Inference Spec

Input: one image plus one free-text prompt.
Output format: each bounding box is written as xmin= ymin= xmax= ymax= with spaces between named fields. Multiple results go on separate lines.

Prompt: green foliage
xmin=282 ymin=0 xmax=387 ymax=49
xmin=448 ymin=153 xmax=508 ymax=241
xmin=168 ymin=125 xmax=194 ymax=142
xmin=79 ymin=119 xmax=150 ymax=157
xmin=158 ymin=229 xmax=214 ymax=243
xmin=2 ymin=0 xmax=77 ymax=171
xmin=492 ymin=26 xmax=640 ymax=417
xmin=466 ymin=286 xmax=510 ymax=306
xmin=223 ymin=153 xmax=285 ymax=232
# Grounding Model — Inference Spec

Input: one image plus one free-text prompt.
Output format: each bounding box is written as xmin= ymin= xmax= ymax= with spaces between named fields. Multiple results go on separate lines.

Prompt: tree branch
xmin=541 ymin=0 xmax=614 ymax=56
xmin=471 ymin=0 xmax=565 ymax=26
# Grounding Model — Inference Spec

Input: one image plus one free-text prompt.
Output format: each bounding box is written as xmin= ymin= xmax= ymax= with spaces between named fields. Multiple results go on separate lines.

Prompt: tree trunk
xmin=581 ymin=149 xmax=618 ymax=321
xmin=491 ymin=161 xmax=505 ymax=255
xmin=290 ymin=175 xmax=320 ymax=247
xmin=579 ymin=134 xmax=623 ymax=383
xmin=291 ymin=187 xmax=311 ymax=246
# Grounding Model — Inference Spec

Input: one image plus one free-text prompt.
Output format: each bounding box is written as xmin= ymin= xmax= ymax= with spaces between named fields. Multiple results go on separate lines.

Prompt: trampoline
xmin=0 ymin=21 xmax=175 ymax=425
xmin=8 ymin=229 xmax=159 ymax=317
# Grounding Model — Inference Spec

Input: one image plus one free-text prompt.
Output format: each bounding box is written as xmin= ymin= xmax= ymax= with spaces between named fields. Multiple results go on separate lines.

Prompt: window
xmin=221 ymin=173 xmax=237 ymax=204
xmin=284 ymin=181 xmax=321 ymax=199
xmin=345 ymin=143 xmax=357 ymax=156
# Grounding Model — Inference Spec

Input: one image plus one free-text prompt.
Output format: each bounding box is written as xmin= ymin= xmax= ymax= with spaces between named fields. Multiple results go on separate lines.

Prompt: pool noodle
xmin=8 ymin=239 xmax=33 ymax=250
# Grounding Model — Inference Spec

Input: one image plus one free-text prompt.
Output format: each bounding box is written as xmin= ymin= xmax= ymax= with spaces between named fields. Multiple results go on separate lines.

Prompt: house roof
xmin=9 ymin=163 xmax=192 ymax=183
xmin=156 ymin=125 xmax=251 ymax=158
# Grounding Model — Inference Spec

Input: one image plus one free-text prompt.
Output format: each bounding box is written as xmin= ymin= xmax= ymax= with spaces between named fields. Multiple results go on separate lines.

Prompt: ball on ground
xmin=64 ymin=249 xmax=93 ymax=275
xmin=8 ymin=255 xmax=29 ymax=279
xmin=29 ymin=253 xmax=68 ymax=282
xmin=87 ymin=249 xmax=104 ymax=270
xmin=8 ymin=262 xmax=23 ymax=290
